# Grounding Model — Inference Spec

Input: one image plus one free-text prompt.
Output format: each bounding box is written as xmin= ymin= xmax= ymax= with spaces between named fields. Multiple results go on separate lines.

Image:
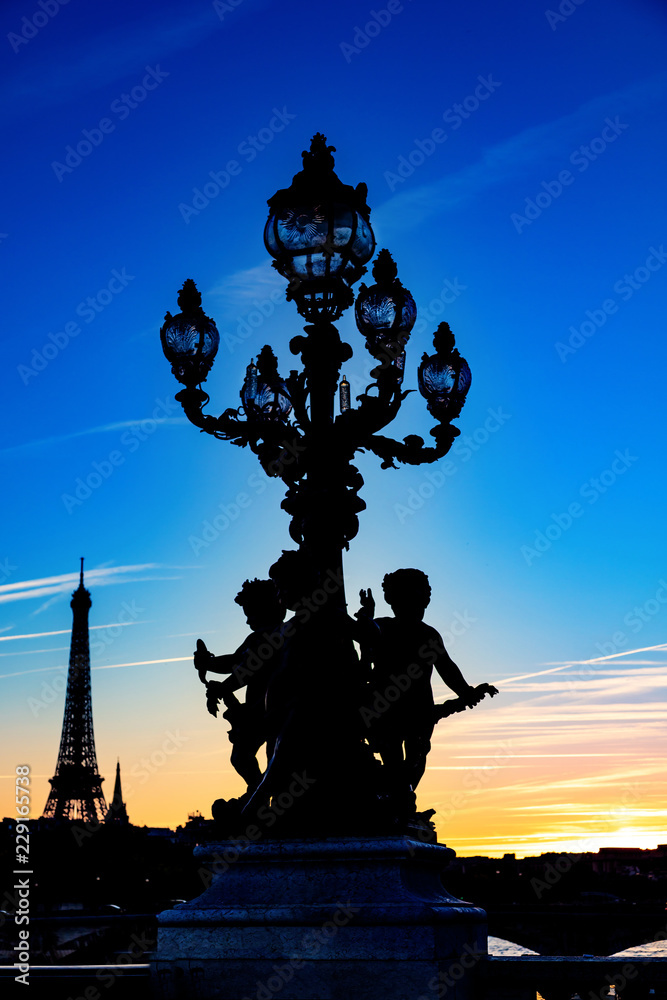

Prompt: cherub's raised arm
xmin=205 ymin=652 xmax=240 ymax=675
xmin=194 ymin=638 xmax=248 ymax=683
xmin=431 ymin=634 xmax=475 ymax=699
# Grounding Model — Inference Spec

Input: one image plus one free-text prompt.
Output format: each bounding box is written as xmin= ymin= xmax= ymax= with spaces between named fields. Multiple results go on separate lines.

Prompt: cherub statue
xmin=194 ymin=578 xmax=285 ymax=794
xmin=358 ymin=569 xmax=497 ymax=809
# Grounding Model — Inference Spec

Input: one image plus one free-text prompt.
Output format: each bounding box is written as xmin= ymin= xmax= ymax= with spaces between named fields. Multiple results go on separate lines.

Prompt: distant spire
xmin=105 ymin=759 xmax=129 ymax=825
xmin=79 ymin=557 xmax=84 ymax=588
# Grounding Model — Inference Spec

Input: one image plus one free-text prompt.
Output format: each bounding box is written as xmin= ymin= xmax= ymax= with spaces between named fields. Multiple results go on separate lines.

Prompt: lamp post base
xmin=153 ymin=836 xmax=487 ymax=999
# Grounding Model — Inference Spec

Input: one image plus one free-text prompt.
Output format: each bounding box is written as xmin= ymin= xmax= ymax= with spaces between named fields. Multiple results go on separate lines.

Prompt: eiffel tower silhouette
xmin=43 ymin=559 xmax=107 ymax=823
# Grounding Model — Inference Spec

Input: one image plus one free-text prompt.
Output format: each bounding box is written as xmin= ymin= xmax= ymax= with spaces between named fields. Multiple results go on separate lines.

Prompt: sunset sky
xmin=1 ymin=0 xmax=666 ymax=857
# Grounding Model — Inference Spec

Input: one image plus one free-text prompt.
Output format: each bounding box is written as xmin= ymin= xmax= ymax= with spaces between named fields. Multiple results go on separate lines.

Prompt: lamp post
xmin=160 ymin=133 xmax=471 ymax=620
xmin=155 ymin=135 xmax=485 ymax=1000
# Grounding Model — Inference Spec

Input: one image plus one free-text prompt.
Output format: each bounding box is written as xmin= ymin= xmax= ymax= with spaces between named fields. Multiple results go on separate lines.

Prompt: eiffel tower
xmin=43 ymin=559 xmax=107 ymax=823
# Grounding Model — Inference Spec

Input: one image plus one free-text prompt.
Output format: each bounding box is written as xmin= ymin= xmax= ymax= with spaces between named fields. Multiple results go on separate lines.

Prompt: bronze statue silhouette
xmin=194 ymin=561 xmax=496 ymax=835
xmin=194 ymin=579 xmax=285 ymax=793
xmin=241 ymin=550 xmax=381 ymax=832
xmin=358 ymin=569 xmax=497 ymax=811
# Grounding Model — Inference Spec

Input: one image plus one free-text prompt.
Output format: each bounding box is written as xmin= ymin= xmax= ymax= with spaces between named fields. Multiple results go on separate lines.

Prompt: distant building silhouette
xmin=105 ymin=759 xmax=130 ymax=825
xmin=43 ymin=559 xmax=107 ymax=823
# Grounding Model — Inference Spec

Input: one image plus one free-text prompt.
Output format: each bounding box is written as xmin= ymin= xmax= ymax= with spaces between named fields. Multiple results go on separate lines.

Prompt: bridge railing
xmin=2 ymin=955 xmax=666 ymax=999
xmin=479 ymin=955 xmax=667 ymax=999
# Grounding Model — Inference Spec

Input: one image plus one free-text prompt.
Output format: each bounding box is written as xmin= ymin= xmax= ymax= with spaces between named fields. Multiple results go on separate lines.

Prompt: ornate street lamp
xmin=264 ymin=133 xmax=375 ymax=322
xmin=158 ymin=132 xmax=476 ymax=773
xmin=159 ymin=134 xmax=472 ymax=555
xmin=156 ymin=134 xmax=489 ymax=1000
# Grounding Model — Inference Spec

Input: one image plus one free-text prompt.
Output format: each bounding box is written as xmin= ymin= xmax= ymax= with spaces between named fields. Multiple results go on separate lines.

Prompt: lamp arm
xmin=175 ymin=387 xmax=223 ymax=435
xmin=175 ymin=387 xmax=255 ymax=447
xmin=333 ymin=383 xmax=407 ymax=451
xmin=363 ymin=424 xmax=460 ymax=469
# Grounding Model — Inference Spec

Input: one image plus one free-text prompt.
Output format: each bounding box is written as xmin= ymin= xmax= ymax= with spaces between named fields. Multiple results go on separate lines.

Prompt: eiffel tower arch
xmin=43 ymin=559 xmax=107 ymax=823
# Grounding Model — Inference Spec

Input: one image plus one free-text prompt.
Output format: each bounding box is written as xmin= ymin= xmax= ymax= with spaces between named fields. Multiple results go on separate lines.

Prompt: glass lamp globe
xmin=160 ymin=279 xmax=219 ymax=388
xmin=241 ymin=347 xmax=292 ymax=422
xmin=264 ymin=134 xmax=375 ymax=322
xmin=418 ymin=323 xmax=471 ymax=421
xmin=354 ymin=249 xmax=416 ymax=362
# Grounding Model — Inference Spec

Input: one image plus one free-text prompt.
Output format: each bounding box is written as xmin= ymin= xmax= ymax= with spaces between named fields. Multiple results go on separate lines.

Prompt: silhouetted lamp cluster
xmin=159 ymin=131 xmax=471 ymax=569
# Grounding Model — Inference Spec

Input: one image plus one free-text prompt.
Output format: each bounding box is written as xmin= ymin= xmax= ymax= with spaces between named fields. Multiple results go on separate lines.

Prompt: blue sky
xmin=1 ymin=0 xmax=666 ymax=852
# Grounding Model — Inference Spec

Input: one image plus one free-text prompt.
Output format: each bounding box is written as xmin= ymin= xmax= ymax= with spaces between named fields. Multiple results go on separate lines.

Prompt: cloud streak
xmin=0 ymin=655 xmax=190 ymax=681
xmin=0 ymin=621 xmax=143 ymax=643
xmin=0 ymin=418 xmax=187 ymax=459
xmin=373 ymin=71 xmax=667 ymax=236
xmin=0 ymin=563 xmax=193 ymax=605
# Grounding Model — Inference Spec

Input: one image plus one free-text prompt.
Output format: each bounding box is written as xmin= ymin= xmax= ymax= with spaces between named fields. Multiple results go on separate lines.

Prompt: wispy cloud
xmin=5 ymin=9 xmax=218 ymax=117
xmin=495 ymin=664 xmax=573 ymax=685
xmin=0 ymin=646 xmax=69 ymax=658
xmin=30 ymin=595 xmax=67 ymax=617
xmin=0 ymin=564 xmax=190 ymax=606
xmin=542 ymin=642 xmax=667 ymax=666
xmin=6 ymin=1 xmax=277 ymax=118
xmin=0 ymin=418 xmax=187 ymax=459
xmin=0 ymin=656 xmax=190 ymax=681
xmin=373 ymin=71 xmax=667 ymax=236
xmin=0 ymin=621 xmax=143 ymax=643
xmin=208 ymin=262 xmax=285 ymax=317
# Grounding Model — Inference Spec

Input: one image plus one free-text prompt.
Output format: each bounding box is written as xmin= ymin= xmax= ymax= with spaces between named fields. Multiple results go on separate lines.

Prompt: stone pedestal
xmin=153 ymin=837 xmax=487 ymax=1000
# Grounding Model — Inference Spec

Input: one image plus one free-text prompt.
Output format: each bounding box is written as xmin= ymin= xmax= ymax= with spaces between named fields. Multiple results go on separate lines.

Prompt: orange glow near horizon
xmin=2 ymin=646 xmax=665 ymax=858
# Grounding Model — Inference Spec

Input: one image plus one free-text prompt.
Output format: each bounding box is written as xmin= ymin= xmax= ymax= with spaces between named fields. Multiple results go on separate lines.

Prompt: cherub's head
xmin=382 ymin=568 xmax=431 ymax=621
xmin=269 ymin=550 xmax=317 ymax=611
xmin=234 ymin=578 xmax=284 ymax=631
